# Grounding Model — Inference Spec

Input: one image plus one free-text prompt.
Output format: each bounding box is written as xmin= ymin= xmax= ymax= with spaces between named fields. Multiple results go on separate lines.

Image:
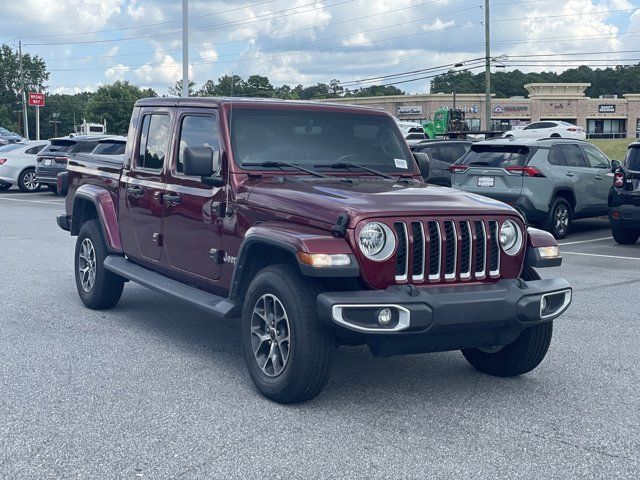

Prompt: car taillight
xmin=54 ymin=156 xmax=69 ymax=164
xmin=449 ymin=165 xmax=469 ymax=173
xmin=0 ymin=158 xmax=6 ymax=165
xmin=505 ymin=166 xmax=546 ymax=177
xmin=566 ymin=128 xmax=578 ymax=132
xmin=614 ymin=172 xmax=625 ymax=188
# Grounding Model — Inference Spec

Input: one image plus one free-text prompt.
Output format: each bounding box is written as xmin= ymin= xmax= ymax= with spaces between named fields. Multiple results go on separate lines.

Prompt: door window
xmin=582 ymin=145 xmax=610 ymax=169
xmin=441 ymin=144 xmax=469 ymax=163
xmin=548 ymin=145 xmax=567 ymax=166
xmin=524 ymin=123 xmax=542 ymax=130
xmin=176 ymin=115 xmax=219 ymax=175
xmin=137 ymin=114 xmax=170 ymax=171
xmin=559 ymin=144 xmax=587 ymax=167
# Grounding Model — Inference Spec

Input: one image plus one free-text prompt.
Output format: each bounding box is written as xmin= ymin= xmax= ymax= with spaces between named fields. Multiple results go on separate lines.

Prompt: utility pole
xmin=182 ymin=0 xmax=189 ymax=98
xmin=18 ymin=40 xmax=29 ymax=139
xmin=484 ymin=0 xmax=491 ymax=131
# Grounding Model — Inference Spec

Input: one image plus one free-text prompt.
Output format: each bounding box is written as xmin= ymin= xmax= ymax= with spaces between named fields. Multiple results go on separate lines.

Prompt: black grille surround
xmin=387 ymin=218 xmax=511 ymax=284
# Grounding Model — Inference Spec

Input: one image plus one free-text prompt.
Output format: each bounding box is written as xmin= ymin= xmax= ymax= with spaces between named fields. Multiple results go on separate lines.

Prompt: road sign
xmin=28 ymin=92 xmax=45 ymax=107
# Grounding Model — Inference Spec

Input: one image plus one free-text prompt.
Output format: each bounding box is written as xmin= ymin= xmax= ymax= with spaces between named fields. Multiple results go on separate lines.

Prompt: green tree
xmin=0 ymin=43 xmax=49 ymax=134
xmin=245 ymin=75 xmax=274 ymax=97
xmin=169 ymin=79 xmax=196 ymax=97
xmin=85 ymin=81 xmax=157 ymax=135
xmin=213 ymin=74 xmax=246 ymax=96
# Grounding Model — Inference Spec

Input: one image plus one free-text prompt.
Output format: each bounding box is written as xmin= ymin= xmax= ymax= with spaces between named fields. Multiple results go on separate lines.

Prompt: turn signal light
xmin=449 ymin=165 xmax=468 ymax=173
xmin=505 ymin=166 xmax=546 ymax=177
xmin=0 ymin=158 xmax=6 ymax=165
xmin=614 ymin=172 xmax=625 ymax=188
xmin=297 ymin=252 xmax=351 ymax=267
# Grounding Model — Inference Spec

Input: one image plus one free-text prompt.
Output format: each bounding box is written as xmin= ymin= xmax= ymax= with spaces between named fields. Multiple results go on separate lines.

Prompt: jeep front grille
xmin=393 ymin=219 xmax=501 ymax=283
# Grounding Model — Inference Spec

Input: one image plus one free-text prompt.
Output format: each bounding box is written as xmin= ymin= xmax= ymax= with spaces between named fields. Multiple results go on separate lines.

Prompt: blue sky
xmin=2 ymin=0 xmax=639 ymax=95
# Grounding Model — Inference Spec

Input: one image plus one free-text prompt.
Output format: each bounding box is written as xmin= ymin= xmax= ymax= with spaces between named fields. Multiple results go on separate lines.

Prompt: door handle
xmin=127 ymin=185 xmax=145 ymax=197
xmin=565 ymin=172 xmax=575 ymax=177
xmin=594 ymin=175 xmax=603 ymax=180
xmin=163 ymin=193 xmax=182 ymax=206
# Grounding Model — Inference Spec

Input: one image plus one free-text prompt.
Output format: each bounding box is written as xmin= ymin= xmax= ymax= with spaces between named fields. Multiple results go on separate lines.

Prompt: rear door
xmin=581 ymin=143 xmax=612 ymax=212
xmin=120 ymin=109 xmax=172 ymax=263
xmin=452 ymin=144 xmax=528 ymax=202
xmin=162 ymin=108 xmax=225 ymax=285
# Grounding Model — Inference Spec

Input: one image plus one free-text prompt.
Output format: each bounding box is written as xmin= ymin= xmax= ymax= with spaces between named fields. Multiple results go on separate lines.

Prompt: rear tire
xmin=75 ymin=219 xmax=125 ymax=309
xmin=241 ymin=264 xmax=334 ymax=404
xmin=546 ymin=198 xmax=571 ymax=239
xmin=0 ymin=182 xmax=11 ymax=191
xmin=611 ymin=225 xmax=640 ymax=244
xmin=462 ymin=266 xmax=553 ymax=377
xmin=47 ymin=184 xmax=59 ymax=194
xmin=18 ymin=168 xmax=40 ymax=192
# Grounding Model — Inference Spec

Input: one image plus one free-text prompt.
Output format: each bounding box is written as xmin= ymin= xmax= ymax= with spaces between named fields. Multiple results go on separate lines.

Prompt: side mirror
xmin=611 ymin=159 xmax=621 ymax=172
xmin=183 ymin=147 xmax=218 ymax=176
xmin=413 ymin=152 xmax=429 ymax=180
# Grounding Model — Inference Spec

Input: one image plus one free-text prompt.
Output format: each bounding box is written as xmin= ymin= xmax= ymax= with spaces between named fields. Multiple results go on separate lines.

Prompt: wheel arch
xmin=70 ymin=185 xmax=122 ymax=252
xmin=551 ymin=188 xmax=576 ymax=211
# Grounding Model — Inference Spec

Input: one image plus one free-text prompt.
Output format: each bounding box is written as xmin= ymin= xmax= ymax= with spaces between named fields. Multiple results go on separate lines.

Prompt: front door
xmin=162 ymin=109 xmax=225 ymax=285
xmin=121 ymin=110 xmax=172 ymax=263
xmin=581 ymin=143 xmax=613 ymax=213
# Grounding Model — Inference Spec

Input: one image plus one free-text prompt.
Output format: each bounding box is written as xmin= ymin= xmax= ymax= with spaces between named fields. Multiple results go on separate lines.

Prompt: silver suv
xmin=450 ymin=138 xmax=613 ymax=238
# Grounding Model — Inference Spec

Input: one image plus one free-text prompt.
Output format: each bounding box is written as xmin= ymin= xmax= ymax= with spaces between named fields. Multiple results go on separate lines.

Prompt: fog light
xmin=541 ymin=296 xmax=547 ymax=312
xmin=378 ymin=308 xmax=392 ymax=326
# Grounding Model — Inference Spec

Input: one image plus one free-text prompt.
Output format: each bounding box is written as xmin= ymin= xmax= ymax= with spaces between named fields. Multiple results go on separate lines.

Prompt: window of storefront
xmin=586 ymin=119 xmax=626 ymax=139
xmin=491 ymin=119 xmax=530 ymax=131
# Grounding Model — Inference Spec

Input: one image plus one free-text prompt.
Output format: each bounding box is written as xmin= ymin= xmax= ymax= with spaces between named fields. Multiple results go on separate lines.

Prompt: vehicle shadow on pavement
xmin=112 ymin=286 xmax=548 ymax=407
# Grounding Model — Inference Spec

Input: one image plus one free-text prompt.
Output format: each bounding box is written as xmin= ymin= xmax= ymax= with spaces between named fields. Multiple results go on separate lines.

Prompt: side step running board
xmin=104 ymin=255 xmax=240 ymax=318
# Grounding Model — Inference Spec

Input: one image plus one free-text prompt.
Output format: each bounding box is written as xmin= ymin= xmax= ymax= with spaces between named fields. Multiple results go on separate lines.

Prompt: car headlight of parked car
xmin=358 ymin=222 xmax=396 ymax=261
xmin=499 ymin=219 xmax=523 ymax=256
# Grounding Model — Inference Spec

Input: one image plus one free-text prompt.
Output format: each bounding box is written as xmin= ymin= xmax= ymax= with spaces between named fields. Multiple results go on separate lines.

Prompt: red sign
xmin=28 ymin=92 xmax=45 ymax=107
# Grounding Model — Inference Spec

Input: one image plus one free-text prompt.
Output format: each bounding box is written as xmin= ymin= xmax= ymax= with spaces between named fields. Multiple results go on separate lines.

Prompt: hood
xmin=246 ymin=176 xmax=517 ymax=226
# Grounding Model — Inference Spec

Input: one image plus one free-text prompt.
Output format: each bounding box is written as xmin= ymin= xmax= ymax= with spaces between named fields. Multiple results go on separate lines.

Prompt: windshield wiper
xmin=313 ymin=162 xmax=394 ymax=180
xmin=242 ymin=161 xmax=326 ymax=178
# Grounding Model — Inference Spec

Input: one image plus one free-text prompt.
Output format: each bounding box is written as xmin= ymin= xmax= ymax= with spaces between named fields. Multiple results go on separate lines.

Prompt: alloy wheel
xmin=250 ymin=293 xmax=291 ymax=377
xmin=78 ymin=238 xmax=97 ymax=293
xmin=554 ymin=205 xmax=569 ymax=236
xmin=24 ymin=171 xmax=39 ymax=191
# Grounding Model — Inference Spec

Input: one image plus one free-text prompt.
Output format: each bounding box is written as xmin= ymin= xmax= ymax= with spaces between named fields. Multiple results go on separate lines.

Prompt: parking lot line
xmin=0 ymin=197 xmax=63 ymax=206
xmin=563 ymin=251 xmax=640 ymax=261
xmin=559 ymin=236 xmax=613 ymax=246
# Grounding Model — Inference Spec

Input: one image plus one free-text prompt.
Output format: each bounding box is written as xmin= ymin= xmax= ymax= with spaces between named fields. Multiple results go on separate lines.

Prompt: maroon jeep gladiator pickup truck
xmin=57 ymin=97 xmax=572 ymax=403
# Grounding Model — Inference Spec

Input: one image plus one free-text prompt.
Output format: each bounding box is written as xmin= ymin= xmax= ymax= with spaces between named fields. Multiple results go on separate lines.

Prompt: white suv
xmin=503 ymin=121 xmax=586 ymax=140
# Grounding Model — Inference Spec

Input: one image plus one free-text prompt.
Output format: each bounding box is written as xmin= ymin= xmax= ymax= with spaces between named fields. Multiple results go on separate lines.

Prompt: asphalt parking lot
xmin=1 ymin=189 xmax=639 ymax=479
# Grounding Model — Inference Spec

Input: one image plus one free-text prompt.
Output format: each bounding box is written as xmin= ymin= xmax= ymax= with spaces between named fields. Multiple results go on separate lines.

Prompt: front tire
xmin=0 ymin=182 xmax=11 ymax=191
xmin=241 ymin=264 xmax=334 ymax=404
xmin=547 ymin=198 xmax=571 ymax=239
xmin=461 ymin=266 xmax=553 ymax=377
xmin=75 ymin=219 xmax=124 ymax=309
xmin=611 ymin=224 xmax=640 ymax=244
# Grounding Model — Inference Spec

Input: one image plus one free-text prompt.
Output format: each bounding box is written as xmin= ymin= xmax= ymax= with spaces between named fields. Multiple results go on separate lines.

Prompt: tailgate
xmin=451 ymin=144 xmax=532 ymax=201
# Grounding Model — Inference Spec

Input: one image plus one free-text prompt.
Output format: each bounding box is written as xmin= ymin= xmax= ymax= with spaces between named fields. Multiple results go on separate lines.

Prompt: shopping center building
xmin=327 ymin=83 xmax=640 ymax=139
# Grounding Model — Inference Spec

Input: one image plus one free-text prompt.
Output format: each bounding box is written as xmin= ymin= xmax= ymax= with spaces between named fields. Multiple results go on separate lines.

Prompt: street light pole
xmin=484 ymin=0 xmax=491 ymax=130
xmin=18 ymin=40 xmax=29 ymax=139
xmin=182 ymin=0 xmax=189 ymax=98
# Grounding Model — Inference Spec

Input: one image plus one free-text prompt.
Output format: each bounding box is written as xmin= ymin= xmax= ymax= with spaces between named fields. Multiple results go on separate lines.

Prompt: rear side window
xmin=548 ymin=145 xmax=566 ymax=166
xmin=93 ymin=142 xmax=126 ymax=155
xmin=25 ymin=144 xmax=46 ymax=155
xmin=45 ymin=141 xmax=74 ymax=153
xmin=416 ymin=146 xmax=438 ymax=160
xmin=72 ymin=141 xmax=99 ymax=154
xmin=625 ymin=147 xmax=640 ymax=170
xmin=441 ymin=144 xmax=469 ymax=164
xmin=559 ymin=144 xmax=587 ymax=167
xmin=460 ymin=145 xmax=530 ymax=168
xmin=176 ymin=115 xmax=219 ymax=175
xmin=137 ymin=114 xmax=171 ymax=171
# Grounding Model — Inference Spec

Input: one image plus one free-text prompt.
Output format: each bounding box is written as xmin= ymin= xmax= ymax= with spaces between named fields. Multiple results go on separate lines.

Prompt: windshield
xmin=625 ymin=146 xmax=640 ymax=171
xmin=0 ymin=127 xmax=11 ymax=135
xmin=230 ymin=108 xmax=414 ymax=173
xmin=459 ymin=145 xmax=531 ymax=168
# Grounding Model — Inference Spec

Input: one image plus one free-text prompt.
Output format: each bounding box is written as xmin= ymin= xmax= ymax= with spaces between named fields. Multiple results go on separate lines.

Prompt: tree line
xmin=429 ymin=64 xmax=640 ymax=98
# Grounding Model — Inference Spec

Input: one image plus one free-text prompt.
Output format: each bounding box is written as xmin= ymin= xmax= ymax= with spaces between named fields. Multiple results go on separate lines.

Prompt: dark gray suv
xmin=410 ymin=140 xmax=471 ymax=187
xmin=451 ymin=138 xmax=613 ymax=238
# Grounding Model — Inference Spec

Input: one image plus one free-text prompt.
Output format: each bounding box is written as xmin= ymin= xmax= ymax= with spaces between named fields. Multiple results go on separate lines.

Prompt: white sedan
xmin=0 ymin=141 xmax=50 ymax=192
xmin=503 ymin=121 xmax=586 ymax=140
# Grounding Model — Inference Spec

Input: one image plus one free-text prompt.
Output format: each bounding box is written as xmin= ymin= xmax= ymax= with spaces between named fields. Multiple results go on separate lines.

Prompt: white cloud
xmin=342 ymin=32 xmax=371 ymax=47
xmin=105 ymin=64 xmax=129 ymax=81
xmin=198 ymin=43 xmax=219 ymax=63
xmin=51 ymin=84 xmax=102 ymax=94
xmin=422 ymin=18 xmax=455 ymax=32
xmin=134 ymin=49 xmax=193 ymax=85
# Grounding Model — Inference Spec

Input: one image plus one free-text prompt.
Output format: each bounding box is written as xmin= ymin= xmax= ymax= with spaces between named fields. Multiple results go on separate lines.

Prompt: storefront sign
xmin=598 ymin=104 xmax=616 ymax=113
xmin=493 ymin=105 xmax=528 ymax=113
xmin=440 ymin=105 xmax=478 ymax=113
xmin=397 ymin=105 xmax=422 ymax=115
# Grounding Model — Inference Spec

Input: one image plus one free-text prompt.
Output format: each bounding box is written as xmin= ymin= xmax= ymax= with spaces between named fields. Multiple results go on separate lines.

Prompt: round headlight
xmin=499 ymin=219 xmax=522 ymax=255
xmin=358 ymin=222 xmax=396 ymax=261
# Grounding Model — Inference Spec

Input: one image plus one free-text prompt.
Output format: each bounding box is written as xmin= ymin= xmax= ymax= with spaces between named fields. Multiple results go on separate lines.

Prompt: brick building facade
xmin=326 ymin=83 xmax=640 ymax=138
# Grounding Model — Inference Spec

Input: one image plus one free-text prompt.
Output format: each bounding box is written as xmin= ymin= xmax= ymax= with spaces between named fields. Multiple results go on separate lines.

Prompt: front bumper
xmin=317 ymin=277 xmax=571 ymax=356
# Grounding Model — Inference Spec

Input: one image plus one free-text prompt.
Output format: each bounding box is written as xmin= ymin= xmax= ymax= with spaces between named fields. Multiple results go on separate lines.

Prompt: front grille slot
xmin=394 ymin=222 xmax=408 ymax=281
xmin=411 ymin=222 xmax=425 ymax=281
xmin=488 ymin=220 xmax=500 ymax=276
xmin=387 ymin=218 xmax=504 ymax=285
xmin=427 ymin=221 xmax=441 ymax=280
